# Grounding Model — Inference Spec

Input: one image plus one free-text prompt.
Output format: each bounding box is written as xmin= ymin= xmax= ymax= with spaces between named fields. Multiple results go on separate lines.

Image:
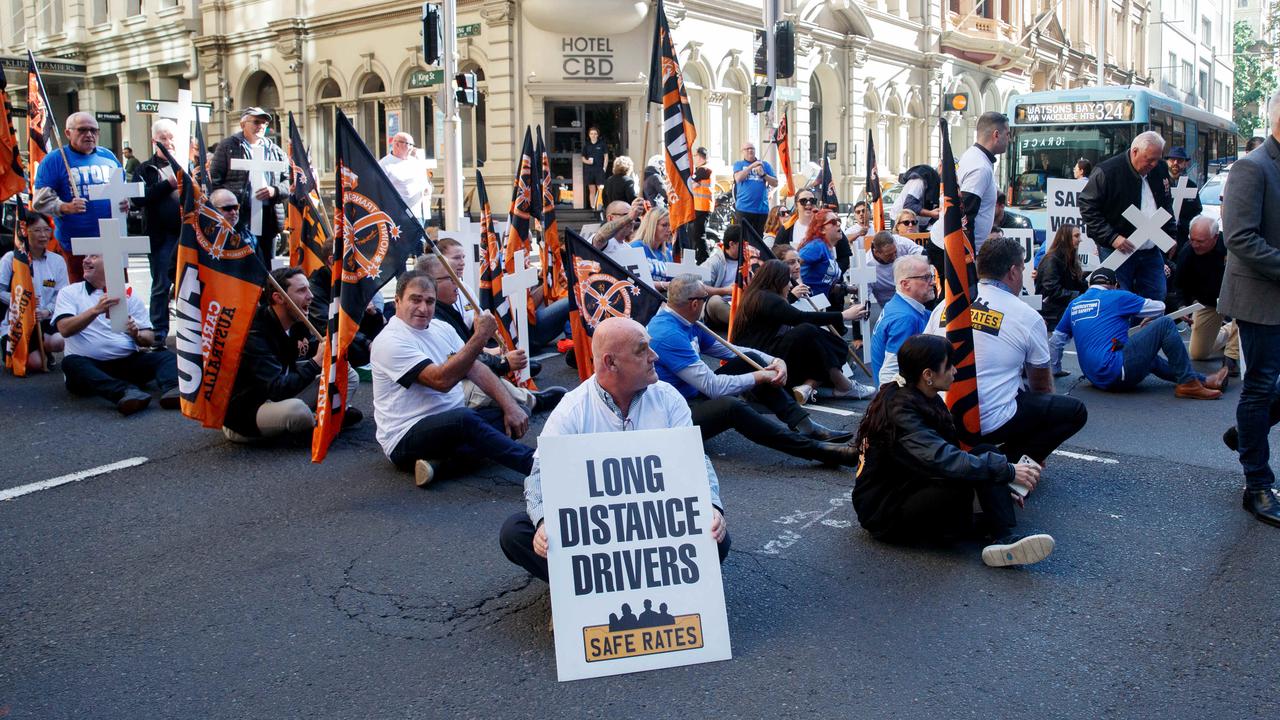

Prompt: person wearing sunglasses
xmin=870 ymin=254 xmax=935 ymax=387
xmin=796 ymin=208 xmax=847 ymax=305
xmin=773 ymin=188 xmax=818 ymax=247
xmin=379 ymin=132 xmax=432 ymax=224
xmin=32 ymin=112 xmax=128 ymax=283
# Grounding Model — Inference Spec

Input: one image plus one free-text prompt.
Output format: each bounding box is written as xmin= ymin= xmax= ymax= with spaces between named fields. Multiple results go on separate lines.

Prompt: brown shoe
xmin=1203 ymin=366 xmax=1229 ymax=391
xmin=1174 ymin=379 xmax=1222 ymax=400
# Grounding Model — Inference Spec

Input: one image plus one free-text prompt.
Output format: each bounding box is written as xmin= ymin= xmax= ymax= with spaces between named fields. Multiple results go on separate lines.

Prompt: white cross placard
xmin=845 ymin=248 xmax=878 ymax=362
xmin=155 ymin=89 xmax=210 ymax=173
xmin=1005 ymin=229 xmax=1043 ymax=310
xmin=86 ymin=167 xmax=144 ymax=223
xmin=230 ymin=145 xmax=290 ymax=236
xmin=77 ymin=219 xmax=150 ymax=332
xmin=610 ymin=243 xmax=655 ymax=288
xmin=1171 ymin=175 xmax=1197 ymax=221
xmin=1100 ymin=205 xmax=1175 ymax=272
xmin=502 ymin=249 xmax=540 ymax=383
xmin=667 ymin=252 xmax=709 ymax=281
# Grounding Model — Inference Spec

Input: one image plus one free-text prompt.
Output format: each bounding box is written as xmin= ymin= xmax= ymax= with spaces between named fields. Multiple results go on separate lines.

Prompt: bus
xmin=1005 ymin=85 xmax=1237 ymax=243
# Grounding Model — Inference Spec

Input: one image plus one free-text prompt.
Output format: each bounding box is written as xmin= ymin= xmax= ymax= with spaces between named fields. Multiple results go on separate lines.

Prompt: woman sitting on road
xmin=851 ymin=333 xmax=1055 ymax=568
xmin=796 ymin=208 xmax=847 ymax=306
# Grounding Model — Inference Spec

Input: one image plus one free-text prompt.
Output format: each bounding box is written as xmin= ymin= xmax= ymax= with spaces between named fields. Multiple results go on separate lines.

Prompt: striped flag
xmin=866 ymin=129 xmax=884 ymax=238
xmin=647 ymin=0 xmax=698 ymax=232
xmin=776 ymin=113 xmax=793 ymax=200
xmin=938 ymin=118 xmax=981 ymax=438
xmin=25 ymin=52 xmax=53 ymax=191
xmin=817 ymin=153 xmax=838 ymax=210
xmin=4 ymin=240 xmax=38 ymax=377
xmin=0 ymin=70 xmax=25 ymax=202
xmin=502 ymin=127 xmax=538 ymax=335
xmin=285 ymin=112 xmax=328 ymax=275
xmin=534 ymin=126 xmax=567 ymax=302
xmin=476 ymin=169 xmax=516 ymax=352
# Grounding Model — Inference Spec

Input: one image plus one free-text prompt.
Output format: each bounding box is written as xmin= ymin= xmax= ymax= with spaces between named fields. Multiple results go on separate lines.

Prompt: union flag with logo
xmin=25 ymin=52 xmax=53 ymax=192
xmin=503 ymin=127 xmax=539 ymax=336
xmin=476 ymin=169 xmax=516 ymax=352
xmin=313 ymin=110 xmax=425 ymax=462
xmin=938 ymin=118 xmax=981 ymax=438
xmin=866 ymin=129 xmax=885 ymax=236
xmin=0 ymin=70 xmax=24 ymax=202
xmin=563 ymin=228 xmax=663 ymax=381
xmin=165 ymin=122 xmax=266 ymax=428
xmin=534 ymin=126 xmax=567 ymax=302
xmin=727 ymin=221 xmax=776 ymax=341
xmin=285 ymin=112 xmax=328 ymax=275
xmin=647 ymin=0 xmax=698 ymax=232
xmin=817 ymin=153 xmax=838 ymax=211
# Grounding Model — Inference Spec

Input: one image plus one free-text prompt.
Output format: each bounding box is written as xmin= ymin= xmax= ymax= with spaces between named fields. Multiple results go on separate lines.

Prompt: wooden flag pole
xmin=260 ymin=262 xmax=324 ymax=339
xmin=688 ymin=313 xmax=765 ymax=372
xmin=422 ymin=226 xmax=515 ymax=352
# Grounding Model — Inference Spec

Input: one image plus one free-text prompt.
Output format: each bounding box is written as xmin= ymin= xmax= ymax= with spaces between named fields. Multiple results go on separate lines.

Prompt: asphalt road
xmin=2 ymin=279 xmax=1278 ymax=718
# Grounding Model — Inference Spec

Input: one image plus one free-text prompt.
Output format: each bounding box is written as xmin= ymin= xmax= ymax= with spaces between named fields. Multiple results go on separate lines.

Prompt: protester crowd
xmin=6 ymin=97 xmax=1280 ymax=589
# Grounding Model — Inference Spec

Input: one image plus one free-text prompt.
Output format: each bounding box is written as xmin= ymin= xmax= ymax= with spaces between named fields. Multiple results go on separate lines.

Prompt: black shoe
xmin=531 ymin=386 xmax=567 ymax=413
xmin=1243 ymin=489 xmax=1280 ymax=528
xmin=341 ymin=406 xmax=364 ymax=429
xmin=529 ymin=359 xmax=543 ymax=379
xmin=159 ymin=387 xmax=181 ymax=410
xmin=816 ymin=442 xmax=859 ymax=467
xmin=1053 ymin=369 xmax=1071 ymax=378
xmin=117 ymin=388 xmax=151 ymax=416
xmin=1224 ymin=426 xmax=1239 ymax=452
xmin=794 ymin=417 xmax=854 ymax=444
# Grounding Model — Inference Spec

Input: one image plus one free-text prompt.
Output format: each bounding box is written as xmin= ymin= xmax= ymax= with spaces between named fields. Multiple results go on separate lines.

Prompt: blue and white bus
xmin=1005 ymin=85 xmax=1237 ymax=243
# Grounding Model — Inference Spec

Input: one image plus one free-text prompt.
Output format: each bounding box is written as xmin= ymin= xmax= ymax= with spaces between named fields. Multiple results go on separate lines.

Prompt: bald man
xmin=379 ymin=132 xmax=432 ymax=222
xmin=499 ymin=316 xmax=730 ymax=583
xmin=591 ymin=198 xmax=646 ymax=257
xmin=33 ymin=111 xmax=125 ymax=283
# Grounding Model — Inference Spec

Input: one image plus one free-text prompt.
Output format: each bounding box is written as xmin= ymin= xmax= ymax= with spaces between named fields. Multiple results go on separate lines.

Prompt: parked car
xmin=1198 ymin=172 xmax=1227 ymax=222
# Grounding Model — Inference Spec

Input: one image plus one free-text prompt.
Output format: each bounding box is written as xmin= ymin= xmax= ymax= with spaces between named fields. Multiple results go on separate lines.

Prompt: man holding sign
xmin=499 ymin=316 xmax=729 ymax=585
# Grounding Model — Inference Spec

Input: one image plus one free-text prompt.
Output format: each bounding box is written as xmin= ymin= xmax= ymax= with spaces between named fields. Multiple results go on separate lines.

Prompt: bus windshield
xmin=1008 ymin=125 xmax=1136 ymax=207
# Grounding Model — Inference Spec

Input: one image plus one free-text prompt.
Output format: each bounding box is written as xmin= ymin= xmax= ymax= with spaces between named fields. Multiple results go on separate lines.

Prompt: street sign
xmin=775 ymin=85 xmax=802 ymax=103
xmin=135 ymin=99 xmax=213 ymax=114
xmin=408 ymin=69 xmax=444 ymax=89
xmin=95 ymin=111 xmax=125 ymax=123
xmin=457 ymin=23 xmax=481 ymax=38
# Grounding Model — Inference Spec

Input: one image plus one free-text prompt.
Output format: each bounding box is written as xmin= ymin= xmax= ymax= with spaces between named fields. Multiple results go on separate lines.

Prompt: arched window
xmin=358 ymin=73 xmax=387 ymax=156
xmin=808 ymin=75 xmax=823 ymax=163
xmin=683 ymin=61 xmax=709 ymax=142
xmin=242 ymin=72 xmax=281 ymax=130
xmin=314 ymin=79 xmax=341 ymax=174
xmin=722 ymin=70 xmax=747 ymax=165
xmin=459 ymin=64 xmax=486 ymax=167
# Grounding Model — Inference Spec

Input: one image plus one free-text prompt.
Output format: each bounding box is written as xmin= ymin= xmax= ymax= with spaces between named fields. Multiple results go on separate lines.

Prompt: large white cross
xmin=1100 ymin=205 xmax=1175 ymax=271
xmin=667 ymin=252 xmax=709 ymax=281
xmin=230 ymin=145 xmax=290 ymax=236
xmin=1171 ymin=175 xmax=1197 ymax=221
xmin=611 ymin=243 xmax=655 ymax=287
xmin=86 ymin=167 xmax=144 ymax=223
xmin=845 ymin=248 xmax=878 ymax=363
xmin=76 ymin=219 xmax=150 ymax=333
xmin=155 ymin=89 xmax=210 ymax=173
xmin=502 ymin=249 xmax=540 ymax=383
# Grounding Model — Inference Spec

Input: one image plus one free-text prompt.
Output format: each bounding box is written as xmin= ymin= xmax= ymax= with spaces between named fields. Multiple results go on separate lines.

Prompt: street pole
xmin=441 ymin=0 xmax=464 ymax=230
xmin=763 ymin=0 xmax=778 ymax=164
xmin=1096 ymin=3 xmax=1105 ymax=86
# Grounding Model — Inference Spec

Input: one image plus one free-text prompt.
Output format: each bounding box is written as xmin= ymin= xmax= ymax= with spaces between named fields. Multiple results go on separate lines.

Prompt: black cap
xmin=1166 ymin=146 xmax=1189 ymax=160
xmin=1089 ymin=267 xmax=1119 ymax=286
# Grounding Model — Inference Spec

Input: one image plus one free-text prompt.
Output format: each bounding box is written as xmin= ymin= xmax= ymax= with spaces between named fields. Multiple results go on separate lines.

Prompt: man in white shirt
xmin=866 ymin=230 xmax=924 ymax=306
xmin=370 ymin=269 xmax=533 ymax=487
xmin=1 ymin=212 xmax=68 ymax=370
xmin=927 ymin=236 xmax=1087 ymax=465
xmin=378 ymin=132 xmax=432 ymax=222
xmin=958 ymin=111 xmax=1009 ymax=254
xmin=499 ymin=316 xmax=729 ymax=582
xmin=54 ymin=254 xmax=179 ymax=415
xmin=698 ymin=224 xmax=740 ymax=326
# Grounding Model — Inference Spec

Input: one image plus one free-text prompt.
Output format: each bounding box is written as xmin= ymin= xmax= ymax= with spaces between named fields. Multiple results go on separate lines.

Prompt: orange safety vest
xmin=692 ymin=176 xmax=712 ymax=212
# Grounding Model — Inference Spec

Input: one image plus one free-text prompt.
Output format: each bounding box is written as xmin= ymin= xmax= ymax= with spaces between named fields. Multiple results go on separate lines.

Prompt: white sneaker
xmin=792 ymin=385 xmax=815 ymax=405
xmin=832 ymin=381 xmax=877 ymax=400
xmin=414 ymin=459 xmax=439 ymax=488
xmin=981 ymin=533 xmax=1055 ymax=567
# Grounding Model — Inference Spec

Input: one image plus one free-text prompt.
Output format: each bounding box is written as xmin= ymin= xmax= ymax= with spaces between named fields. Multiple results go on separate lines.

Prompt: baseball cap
xmin=1089 ymin=267 xmax=1119 ymax=286
xmin=240 ymin=107 xmax=271 ymax=120
xmin=1166 ymin=146 xmax=1189 ymax=160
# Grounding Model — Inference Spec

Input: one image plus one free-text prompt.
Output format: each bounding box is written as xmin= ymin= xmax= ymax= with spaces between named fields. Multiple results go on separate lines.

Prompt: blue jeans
xmin=1113 ymin=316 xmax=1201 ymax=389
xmin=1236 ymin=320 xmax=1280 ymax=490
xmin=388 ymin=405 xmax=534 ymax=476
xmin=1112 ymin=247 xmax=1167 ymax=302
xmin=531 ymin=298 xmax=571 ymax=348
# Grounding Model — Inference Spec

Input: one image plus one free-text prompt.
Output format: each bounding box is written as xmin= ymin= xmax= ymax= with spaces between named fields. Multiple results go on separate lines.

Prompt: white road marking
xmin=761 ymin=496 xmax=849 ymax=554
xmin=1064 ymin=350 xmax=1077 ymax=355
xmin=1051 ymin=449 xmax=1119 ymax=465
xmin=0 ymin=457 xmax=149 ymax=502
xmin=531 ymin=351 xmax=559 ymax=362
xmin=807 ymin=405 xmax=861 ymax=417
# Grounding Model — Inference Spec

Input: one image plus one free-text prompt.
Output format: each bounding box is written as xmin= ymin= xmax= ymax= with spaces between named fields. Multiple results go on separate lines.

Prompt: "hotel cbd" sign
xmin=562 ymin=37 xmax=614 ymax=81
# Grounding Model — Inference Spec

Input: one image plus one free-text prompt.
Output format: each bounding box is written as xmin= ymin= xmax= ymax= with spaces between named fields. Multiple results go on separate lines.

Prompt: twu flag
xmin=648 ymin=0 xmax=698 ymax=232
xmin=285 ymin=112 xmax=328 ymax=275
xmin=476 ymin=169 xmax=516 ymax=352
xmin=534 ymin=126 xmax=567 ymax=302
xmin=0 ymin=69 xmax=25 ymax=202
xmin=164 ymin=123 xmax=266 ymax=429
xmin=25 ymin=51 xmax=52 ymax=192
xmin=503 ymin=127 xmax=538 ymax=333
xmin=313 ymin=109 xmax=425 ymax=463
xmin=728 ymin=220 xmax=776 ymax=342
xmin=817 ymin=153 xmax=838 ymax=210
xmin=563 ymin=228 xmax=663 ymax=381
xmin=776 ymin=114 xmax=793 ymax=200
xmin=4 ymin=241 xmax=38 ymax=377
xmin=865 ymin=128 xmax=884 ymax=234
xmin=938 ymin=118 xmax=981 ymax=439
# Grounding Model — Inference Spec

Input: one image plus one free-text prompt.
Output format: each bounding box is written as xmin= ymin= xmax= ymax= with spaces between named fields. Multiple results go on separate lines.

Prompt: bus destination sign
xmin=1014 ymin=100 xmax=1135 ymax=124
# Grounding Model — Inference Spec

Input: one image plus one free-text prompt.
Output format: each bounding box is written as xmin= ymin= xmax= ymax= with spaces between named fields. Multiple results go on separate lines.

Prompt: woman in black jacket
xmin=731 ymin=260 xmax=867 ymax=403
xmin=851 ymin=334 xmax=1054 ymax=567
xmin=601 ymin=156 xmax=637 ymax=206
xmin=1035 ymin=223 xmax=1088 ymax=329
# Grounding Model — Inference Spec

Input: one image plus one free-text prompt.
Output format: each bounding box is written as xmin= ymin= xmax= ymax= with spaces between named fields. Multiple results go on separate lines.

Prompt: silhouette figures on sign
xmin=607 ymin=599 xmax=677 ymax=632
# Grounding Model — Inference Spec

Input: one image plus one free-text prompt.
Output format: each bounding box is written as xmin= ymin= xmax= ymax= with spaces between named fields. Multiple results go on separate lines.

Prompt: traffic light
xmin=943 ymin=93 xmax=969 ymax=113
xmin=774 ymin=20 xmax=795 ymax=79
xmin=455 ymin=72 xmax=477 ymax=106
xmin=751 ymin=84 xmax=773 ymax=114
xmin=422 ymin=3 xmax=442 ymax=66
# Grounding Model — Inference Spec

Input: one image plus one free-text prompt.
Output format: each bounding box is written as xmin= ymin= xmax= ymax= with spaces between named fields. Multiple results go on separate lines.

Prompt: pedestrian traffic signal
xmin=944 ymin=93 xmax=969 ymax=113
xmin=455 ymin=72 xmax=478 ymax=107
xmin=751 ymin=84 xmax=773 ymax=114
xmin=422 ymin=3 xmax=442 ymax=66
xmin=774 ymin=21 xmax=795 ymax=79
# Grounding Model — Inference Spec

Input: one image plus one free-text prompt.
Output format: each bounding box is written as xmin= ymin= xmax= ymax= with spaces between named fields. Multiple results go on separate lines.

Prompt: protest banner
xmin=539 ymin=426 xmax=732 ymax=681
xmin=1004 ymin=228 xmax=1043 ymax=310
xmin=1046 ymin=177 xmax=1099 ymax=270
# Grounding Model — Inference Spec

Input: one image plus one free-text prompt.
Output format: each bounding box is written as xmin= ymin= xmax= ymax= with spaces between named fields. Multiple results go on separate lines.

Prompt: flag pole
xmin=255 ymin=255 xmax=324 ymax=339
xmin=29 ymin=56 xmax=80 ymax=200
xmin=421 ymin=227 xmax=515 ymax=352
xmin=689 ymin=313 xmax=765 ymax=371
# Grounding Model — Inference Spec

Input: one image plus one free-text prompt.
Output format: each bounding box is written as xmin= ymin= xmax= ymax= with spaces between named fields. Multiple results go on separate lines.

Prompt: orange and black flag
xmin=476 ymin=168 xmax=516 ymax=351
xmin=647 ymin=0 xmax=698 ymax=232
xmin=776 ymin=113 xmax=793 ymax=200
xmin=727 ymin=221 xmax=777 ymax=342
xmin=562 ymin=228 xmax=663 ymax=381
xmin=866 ymin=128 xmax=884 ymax=238
xmin=313 ymin=110 xmax=426 ymax=462
xmin=25 ymin=52 xmax=52 ymax=189
xmin=5 ymin=241 xmax=38 ymax=377
xmin=502 ymin=126 xmax=538 ymax=336
xmin=817 ymin=153 xmax=838 ymax=210
xmin=534 ymin=126 xmax=567 ymax=302
xmin=285 ymin=112 xmax=328 ymax=275
xmin=0 ymin=70 xmax=26 ymax=202
xmin=938 ymin=118 xmax=981 ymax=439
xmin=163 ymin=122 xmax=266 ymax=429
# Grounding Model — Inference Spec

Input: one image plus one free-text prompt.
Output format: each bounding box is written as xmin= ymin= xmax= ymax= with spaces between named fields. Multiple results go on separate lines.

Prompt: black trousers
xmin=148 ymin=229 xmax=180 ymax=341
xmin=876 ymin=451 xmax=1018 ymax=543
xmin=979 ymin=391 xmax=1088 ymax=466
xmin=388 ymin=405 xmax=535 ymax=476
xmin=736 ymin=211 xmax=767 ymax=241
xmin=499 ymin=512 xmax=731 ymax=583
xmin=690 ymin=210 xmax=710 ymax=263
xmin=62 ymin=350 xmax=178 ymax=403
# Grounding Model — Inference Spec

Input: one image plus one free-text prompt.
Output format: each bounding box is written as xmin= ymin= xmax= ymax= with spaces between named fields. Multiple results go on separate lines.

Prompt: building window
xmin=1201 ymin=16 xmax=1212 ymax=46
xmin=1198 ymin=66 xmax=1210 ymax=108
xmin=126 ymin=0 xmax=141 ymax=16
xmin=1181 ymin=61 xmax=1193 ymax=92
xmin=400 ymin=70 xmax=437 ymax=163
xmin=808 ymin=76 xmax=822 ymax=164
xmin=358 ymin=74 xmax=387 ymax=157
xmin=1215 ymin=79 xmax=1225 ymax=110
xmin=1167 ymin=52 xmax=1177 ymax=89
xmin=975 ymin=0 xmax=992 ymax=20
xmin=92 ymin=0 xmax=107 ymax=25
xmin=314 ymin=79 xmax=341 ymax=174
xmin=38 ymin=0 xmax=62 ymax=35
xmin=9 ymin=0 xmax=24 ymax=46
xmin=459 ymin=65 xmax=486 ymax=167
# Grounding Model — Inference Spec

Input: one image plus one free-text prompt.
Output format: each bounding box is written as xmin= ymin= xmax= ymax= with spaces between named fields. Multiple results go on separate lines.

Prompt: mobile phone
xmin=1009 ymin=455 xmax=1039 ymax=498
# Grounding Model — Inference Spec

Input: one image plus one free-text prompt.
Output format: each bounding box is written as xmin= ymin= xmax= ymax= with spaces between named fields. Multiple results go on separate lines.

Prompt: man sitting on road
xmin=867 ymin=230 xmax=925 ymax=306
xmin=871 ymin=255 xmax=934 ymax=385
xmin=590 ymin=199 xmax=646 ymax=258
xmin=370 ymin=269 xmax=534 ymax=487
xmin=222 ymin=267 xmax=363 ymax=443
xmin=1050 ymin=267 xmax=1227 ymax=400
xmin=928 ymin=237 xmax=1088 ymax=465
xmin=54 ymin=254 xmax=179 ymax=415
xmin=1173 ymin=216 xmax=1238 ymax=372
xmin=648 ymin=274 xmax=859 ymax=467
xmin=498 ymin=316 xmax=729 ymax=583
xmin=698 ymin=224 xmax=741 ymax=328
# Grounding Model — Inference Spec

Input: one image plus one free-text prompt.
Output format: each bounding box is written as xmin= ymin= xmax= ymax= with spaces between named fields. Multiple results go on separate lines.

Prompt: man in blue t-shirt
xmin=1051 ymin=267 xmax=1226 ymax=399
xmin=732 ymin=142 xmax=777 ymax=241
xmin=871 ymin=255 xmax=935 ymax=385
xmin=33 ymin=112 xmax=125 ymax=283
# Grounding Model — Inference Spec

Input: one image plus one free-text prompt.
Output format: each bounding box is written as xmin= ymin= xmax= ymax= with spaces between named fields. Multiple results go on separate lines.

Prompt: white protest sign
xmin=230 ymin=146 xmax=290 ymax=236
xmin=1099 ymin=205 xmax=1175 ymax=272
xmin=1046 ymin=178 xmax=1100 ymax=269
xmin=1171 ymin=175 xmax=1197 ymax=221
xmin=610 ymin=243 xmax=655 ymax=287
xmin=792 ymin=292 xmax=830 ymax=312
xmin=1004 ymin=228 xmax=1043 ymax=310
xmin=502 ymin=249 xmax=539 ymax=383
xmin=540 ymin=426 xmax=732 ymax=682
xmin=845 ymin=249 xmax=877 ymax=361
